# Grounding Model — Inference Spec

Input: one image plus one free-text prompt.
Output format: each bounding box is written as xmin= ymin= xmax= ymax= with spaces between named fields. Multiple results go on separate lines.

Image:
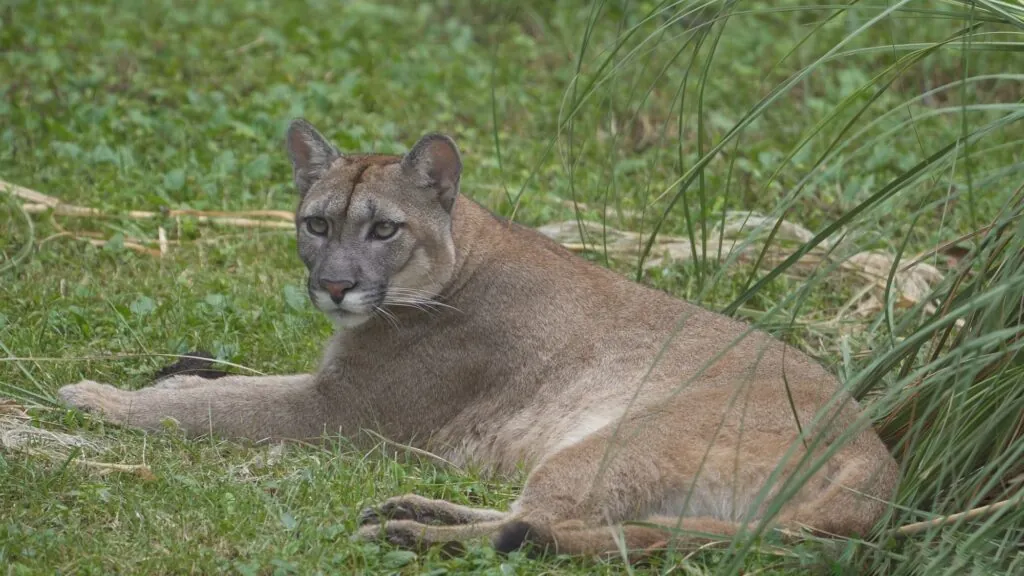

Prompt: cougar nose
xmin=319 ymin=279 xmax=355 ymax=304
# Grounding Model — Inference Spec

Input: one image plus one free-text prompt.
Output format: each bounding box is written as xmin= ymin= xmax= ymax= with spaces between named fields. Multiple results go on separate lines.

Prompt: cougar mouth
xmin=308 ymin=284 xmax=384 ymax=329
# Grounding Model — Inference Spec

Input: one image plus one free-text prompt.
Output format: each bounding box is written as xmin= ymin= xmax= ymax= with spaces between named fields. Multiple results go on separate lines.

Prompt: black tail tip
xmin=493 ymin=520 xmax=535 ymax=555
xmin=152 ymin=350 xmax=230 ymax=382
xmin=494 ymin=520 xmax=555 ymax=557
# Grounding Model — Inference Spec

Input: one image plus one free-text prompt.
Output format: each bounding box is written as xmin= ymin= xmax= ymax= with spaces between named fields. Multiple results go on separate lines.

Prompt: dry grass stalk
xmin=19 ymin=202 xmax=294 ymax=229
xmin=361 ymin=427 xmax=464 ymax=472
xmin=81 ymin=237 xmax=163 ymax=257
xmin=39 ymin=228 xmax=164 ymax=257
xmin=895 ymin=498 xmax=1016 ymax=537
xmin=75 ymin=459 xmax=157 ymax=481
xmin=3 ymin=179 xmax=293 ymax=228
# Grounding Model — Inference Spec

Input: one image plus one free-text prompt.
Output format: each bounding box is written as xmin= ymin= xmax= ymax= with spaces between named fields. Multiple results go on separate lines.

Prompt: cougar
xmin=59 ymin=119 xmax=898 ymax=558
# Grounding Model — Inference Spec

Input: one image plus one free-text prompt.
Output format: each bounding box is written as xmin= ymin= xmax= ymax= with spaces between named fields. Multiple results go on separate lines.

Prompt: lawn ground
xmin=2 ymin=1 xmax=1023 ymax=574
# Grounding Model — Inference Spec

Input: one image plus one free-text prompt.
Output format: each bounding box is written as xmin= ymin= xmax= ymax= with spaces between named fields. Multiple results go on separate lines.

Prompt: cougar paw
xmin=358 ymin=498 xmax=418 ymax=526
xmin=58 ymin=380 xmax=124 ymax=417
xmin=357 ymin=519 xmax=467 ymax=556
xmin=355 ymin=520 xmax=426 ymax=549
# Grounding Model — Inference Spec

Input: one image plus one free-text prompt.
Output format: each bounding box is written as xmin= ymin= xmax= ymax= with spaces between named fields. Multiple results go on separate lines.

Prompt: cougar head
xmin=284 ymin=119 xmax=461 ymax=328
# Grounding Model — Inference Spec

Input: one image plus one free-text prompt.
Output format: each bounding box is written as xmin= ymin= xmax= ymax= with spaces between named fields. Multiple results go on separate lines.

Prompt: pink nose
xmin=319 ymin=279 xmax=354 ymax=304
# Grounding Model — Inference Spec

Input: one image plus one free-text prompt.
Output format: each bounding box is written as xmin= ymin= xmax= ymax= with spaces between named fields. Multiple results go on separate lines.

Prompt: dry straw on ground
xmin=0 ymin=399 xmax=154 ymax=480
xmin=538 ymin=212 xmax=945 ymax=321
xmin=2 ymin=178 xmax=946 ymax=321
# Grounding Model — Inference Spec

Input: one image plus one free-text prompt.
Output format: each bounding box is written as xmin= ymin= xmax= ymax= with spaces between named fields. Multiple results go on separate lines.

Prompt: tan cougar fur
xmin=59 ymin=119 xmax=899 ymax=558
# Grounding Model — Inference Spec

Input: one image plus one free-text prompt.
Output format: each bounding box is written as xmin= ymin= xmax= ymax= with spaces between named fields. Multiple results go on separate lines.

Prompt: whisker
xmin=386 ymin=288 xmax=451 ymax=300
xmin=384 ymin=296 xmax=442 ymax=307
xmin=383 ymin=296 xmax=448 ymax=308
xmin=385 ymin=287 xmax=439 ymax=295
xmin=383 ymin=299 xmax=443 ymax=317
xmin=373 ymin=305 xmax=401 ymax=330
xmin=383 ymin=292 xmax=462 ymax=313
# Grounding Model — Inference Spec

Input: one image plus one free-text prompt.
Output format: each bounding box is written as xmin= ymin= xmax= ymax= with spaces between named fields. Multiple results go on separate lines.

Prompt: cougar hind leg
xmin=491 ymin=406 xmax=897 ymax=557
xmin=358 ymin=410 xmax=753 ymax=555
xmin=358 ymin=401 xmax=897 ymax=558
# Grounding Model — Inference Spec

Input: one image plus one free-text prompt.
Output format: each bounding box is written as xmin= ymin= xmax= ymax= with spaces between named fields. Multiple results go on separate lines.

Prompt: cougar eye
xmin=369 ymin=221 xmax=400 ymax=240
xmin=305 ymin=217 xmax=328 ymax=236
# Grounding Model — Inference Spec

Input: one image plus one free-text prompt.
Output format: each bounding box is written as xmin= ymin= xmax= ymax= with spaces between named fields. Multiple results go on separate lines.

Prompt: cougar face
xmin=285 ymin=121 xmax=462 ymax=328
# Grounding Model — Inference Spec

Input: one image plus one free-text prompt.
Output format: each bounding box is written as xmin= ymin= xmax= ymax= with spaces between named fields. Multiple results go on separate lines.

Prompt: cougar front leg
xmin=58 ymin=374 xmax=330 ymax=441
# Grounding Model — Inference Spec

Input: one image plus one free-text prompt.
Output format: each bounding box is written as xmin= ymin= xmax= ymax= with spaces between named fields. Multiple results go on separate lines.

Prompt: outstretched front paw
xmin=58 ymin=380 xmax=126 ymax=418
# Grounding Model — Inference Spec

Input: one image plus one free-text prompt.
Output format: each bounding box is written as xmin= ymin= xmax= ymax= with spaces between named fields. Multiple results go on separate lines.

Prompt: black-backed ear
xmin=285 ymin=119 xmax=341 ymax=196
xmin=401 ymin=133 xmax=462 ymax=212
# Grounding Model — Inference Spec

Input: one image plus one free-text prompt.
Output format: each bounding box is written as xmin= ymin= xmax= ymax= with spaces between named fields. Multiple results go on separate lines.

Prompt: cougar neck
xmin=441 ymin=195 xmax=506 ymax=302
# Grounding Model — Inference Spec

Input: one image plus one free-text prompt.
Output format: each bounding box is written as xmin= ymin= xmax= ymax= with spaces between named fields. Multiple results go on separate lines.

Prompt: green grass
xmin=2 ymin=0 xmax=1024 ymax=574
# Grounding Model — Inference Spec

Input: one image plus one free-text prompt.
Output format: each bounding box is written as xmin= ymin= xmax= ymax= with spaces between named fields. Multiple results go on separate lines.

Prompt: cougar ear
xmin=285 ymin=119 xmax=341 ymax=196
xmin=401 ymin=133 xmax=462 ymax=212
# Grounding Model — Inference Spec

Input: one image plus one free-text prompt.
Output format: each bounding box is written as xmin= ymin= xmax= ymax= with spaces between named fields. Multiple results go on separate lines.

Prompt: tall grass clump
xmin=528 ymin=0 xmax=1024 ymax=573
